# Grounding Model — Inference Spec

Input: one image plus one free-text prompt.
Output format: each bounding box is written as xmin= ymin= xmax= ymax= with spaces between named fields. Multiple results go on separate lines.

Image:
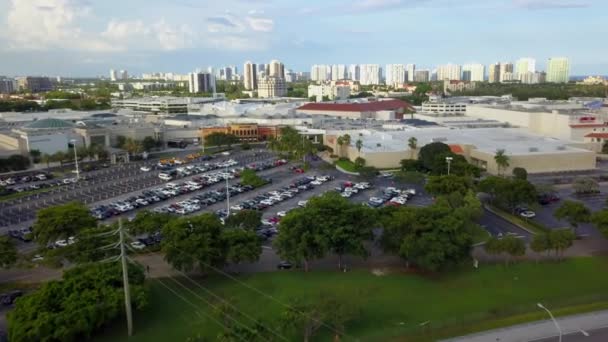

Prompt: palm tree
xmin=407 ymin=137 xmax=418 ymax=159
xmin=494 ymin=149 xmax=510 ymax=176
xmin=355 ymin=139 xmax=363 ymax=157
xmin=336 ymin=136 xmax=344 ymax=157
xmin=343 ymin=134 xmax=351 ymax=147
xmin=29 ymin=149 xmax=41 ymax=164
xmin=41 ymin=154 xmax=52 ymax=170
xmin=123 ymin=138 xmax=143 ymax=156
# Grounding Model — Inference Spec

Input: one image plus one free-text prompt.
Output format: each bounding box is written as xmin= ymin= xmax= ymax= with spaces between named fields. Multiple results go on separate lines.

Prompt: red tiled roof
xmin=585 ymin=133 xmax=608 ymax=139
xmin=449 ymin=144 xmax=464 ymax=154
xmin=297 ymin=99 xmax=413 ymax=112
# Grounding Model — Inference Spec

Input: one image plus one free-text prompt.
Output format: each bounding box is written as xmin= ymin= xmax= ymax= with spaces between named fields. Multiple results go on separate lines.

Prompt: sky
xmin=0 ymin=0 xmax=606 ymax=77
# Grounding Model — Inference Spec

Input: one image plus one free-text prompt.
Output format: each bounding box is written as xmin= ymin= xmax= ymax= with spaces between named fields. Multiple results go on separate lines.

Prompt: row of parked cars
xmin=8 ymin=227 xmax=33 ymax=242
xmin=91 ymin=166 xmax=245 ymax=219
xmin=158 ymin=159 xmax=240 ymax=181
xmin=154 ymin=183 xmax=258 ymax=215
xmin=334 ymin=181 xmax=372 ymax=198
xmin=367 ymin=187 xmax=417 ymax=207
xmin=0 ymin=173 xmax=50 ymax=187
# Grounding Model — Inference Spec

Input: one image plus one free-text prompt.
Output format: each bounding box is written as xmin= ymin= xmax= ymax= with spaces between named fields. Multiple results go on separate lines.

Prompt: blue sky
xmin=0 ymin=0 xmax=606 ymax=77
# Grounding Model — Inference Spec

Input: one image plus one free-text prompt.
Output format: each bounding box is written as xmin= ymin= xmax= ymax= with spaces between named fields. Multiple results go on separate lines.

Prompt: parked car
xmin=277 ymin=261 xmax=293 ymax=270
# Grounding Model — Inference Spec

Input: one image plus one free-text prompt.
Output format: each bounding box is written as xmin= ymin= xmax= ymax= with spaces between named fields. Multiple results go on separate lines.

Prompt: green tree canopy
xmin=554 ymin=200 xmax=591 ymax=234
xmin=221 ymin=229 xmax=262 ymax=265
xmin=425 ymin=175 xmax=472 ymax=197
xmin=225 ymin=210 xmax=263 ymax=231
xmin=33 ymin=202 xmax=97 ymax=246
xmin=7 ymin=262 xmax=147 ymax=342
xmin=0 ymin=236 xmax=17 ymax=268
xmin=127 ymin=210 xmax=173 ymax=235
xmin=240 ymin=169 xmax=267 ymax=188
xmin=512 ymin=167 xmax=528 ymax=180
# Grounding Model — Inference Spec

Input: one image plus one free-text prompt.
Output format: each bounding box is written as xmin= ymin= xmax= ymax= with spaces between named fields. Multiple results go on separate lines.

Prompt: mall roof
xmin=22 ymin=118 xmax=73 ymax=130
xmin=297 ymin=99 xmax=413 ymax=112
xmin=354 ymin=127 xmax=591 ymax=156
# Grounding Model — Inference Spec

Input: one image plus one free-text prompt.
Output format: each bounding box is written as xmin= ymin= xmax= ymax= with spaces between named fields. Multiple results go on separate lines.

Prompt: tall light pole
xmin=225 ymin=164 xmax=230 ymax=217
xmin=70 ymin=139 xmax=80 ymax=181
xmin=445 ymin=156 xmax=453 ymax=176
xmin=537 ymin=303 xmax=562 ymax=342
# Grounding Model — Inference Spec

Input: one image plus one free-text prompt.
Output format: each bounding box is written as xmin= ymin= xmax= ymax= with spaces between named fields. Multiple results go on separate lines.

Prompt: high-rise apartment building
xmin=515 ymin=58 xmax=536 ymax=75
xmin=311 ymin=65 xmax=331 ymax=82
xmin=359 ymin=64 xmax=381 ymax=85
xmin=119 ymin=70 xmax=128 ymax=80
xmin=406 ymin=64 xmax=415 ymax=82
xmin=414 ymin=70 xmax=430 ymax=82
xmin=188 ymin=72 xmax=214 ymax=93
xmin=285 ymin=69 xmax=296 ymax=83
xmin=436 ymin=64 xmax=462 ymax=81
xmin=0 ymin=77 xmax=16 ymax=94
xmin=109 ymin=69 xmax=117 ymax=81
xmin=330 ymin=64 xmax=347 ymax=81
xmin=488 ymin=63 xmax=500 ymax=83
xmin=385 ymin=64 xmax=407 ymax=86
xmin=268 ymin=60 xmax=285 ymax=78
xmin=243 ymin=61 xmax=257 ymax=90
xmin=546 ymin=57 xmax=570 ymax=83
xmin=499 ymin=63 xmax=513 ymax=83
xmin=16 ymin=77 xmax=53 ymax=92
xmin=348 ymin=64 xmax=360 ymax=81
xmin=258 ymin=76 xmax=287 ymax=98
xmin=462 ymin=64 xmax=485 ymax=82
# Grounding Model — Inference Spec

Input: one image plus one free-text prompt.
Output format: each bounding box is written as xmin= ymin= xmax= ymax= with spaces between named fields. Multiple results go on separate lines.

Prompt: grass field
xmin=335 ymin=159 xmax=358 ymax=172
xmin=94 ymin=257 xmax=608 ymax=342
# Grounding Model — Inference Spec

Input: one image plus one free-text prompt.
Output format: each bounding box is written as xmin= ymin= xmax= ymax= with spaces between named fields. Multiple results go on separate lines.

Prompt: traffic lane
xmin=478 ymin=209 xmax=532 ymax=240
xmin=532 ymin=326 xmax=608 ymax=342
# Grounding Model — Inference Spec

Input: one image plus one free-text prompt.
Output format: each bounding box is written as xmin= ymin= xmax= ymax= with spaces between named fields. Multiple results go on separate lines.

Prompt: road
xmin=532 ymin=326 xmax=608 ymax=342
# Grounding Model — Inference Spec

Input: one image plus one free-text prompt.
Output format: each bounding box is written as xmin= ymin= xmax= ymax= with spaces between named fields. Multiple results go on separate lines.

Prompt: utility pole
xmin=118 ymin=219 xmax=133 ymax=336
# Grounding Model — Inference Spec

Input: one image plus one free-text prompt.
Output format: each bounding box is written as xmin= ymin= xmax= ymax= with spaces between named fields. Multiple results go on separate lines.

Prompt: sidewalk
xmin=442 ymin=309 xmax=608 ymax=342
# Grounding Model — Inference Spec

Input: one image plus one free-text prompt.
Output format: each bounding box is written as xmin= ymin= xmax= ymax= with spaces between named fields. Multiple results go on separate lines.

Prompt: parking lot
xmin=0 ymin=150 xmax=274 ymax=230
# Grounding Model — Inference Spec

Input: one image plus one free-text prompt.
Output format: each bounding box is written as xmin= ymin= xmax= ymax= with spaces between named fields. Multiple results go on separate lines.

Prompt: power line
xmin=169 ymin=272 xmax=289 ymax=342
xmin=197 ymin=261 xmax=356 ymax=341
xmin=154 ymin=277 xmax=249 ymax=342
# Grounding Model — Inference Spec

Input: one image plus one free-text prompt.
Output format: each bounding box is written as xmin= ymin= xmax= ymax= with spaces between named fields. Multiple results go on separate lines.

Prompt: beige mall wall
xmin=470 ymin=149 xmax=596 ymax=175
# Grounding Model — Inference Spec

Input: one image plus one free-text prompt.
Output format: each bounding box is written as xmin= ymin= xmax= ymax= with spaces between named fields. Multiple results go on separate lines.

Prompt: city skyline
xmin=0 ymin=0 xmax=606 ymax=77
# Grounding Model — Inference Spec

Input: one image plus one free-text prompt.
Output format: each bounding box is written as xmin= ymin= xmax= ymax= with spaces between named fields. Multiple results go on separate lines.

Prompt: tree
xmin=549 ymin=229 xmax=575 ymax=260
xmin=241 ymin=141 xmax=251 ymax=150
xmin=0 ymin=236 xmax=17 ymax=268
xmin=484 ymin=237 xmax=503 ymax=257
xmin=225 ymin=210 xmax=262 ymax=230
xmin=355 ymin=139 xmax=363 ymax=157
xmin=240 ymin=169 xmax=267 ymax=188
xmin=8 ymin=262 xmax=147 ymax=342
xmin=494 ymin=149 xmax=510 ymax=176
xmin=127 ymin=210 xmax=173 ymax=235
xmin=41 ymin=153 xmax=52 ymax=170
xmin=554 ymin=200 xmax=591 ymax=235
xmin=418 ymin=142 xmax=451 ymax=171
xmin=274 ymin=209 xmax=329 ymax=272
xmin=357 ymin=166 xmax=378 ymax=180
xmin=531 ymin=233 xmax=551 ymax=262
xmin=512 ymin=167 xmax=528 ymax=181
xmin=501 ymin=235 xmax=526 ymax=266
xmin=407 ymin=137 xmax=418 ymax=159
xmin=123 ymin=138 xmax=143 ymax=156
xmin=573 ymin=177 xmax=599 ymax=195
xmin=142 ymin=136 xmax=157 ymax=152
xmin=336 ymin=136 xmax=344 ymax=157
xmin=425 ymin=175 xmax=472 ymax=197
xmin=400 ymin=159 xmax=423 ymax=172
xmin=222 ymin=229 xmax=262 ymax=265
xmin=33 ymin=202 xmax=97 ymax=247
xmin=115 ymin=135 xmax=127 ymax=149
xmin=354 ymin=157 xmax=366 ymax=169
xmin=161 ymin=213 xmax=226 ymax=272
xmin=591 ymin=210 xmax=608 ymax=238
xmin=29 ymin=149 xmax=41 ymax=163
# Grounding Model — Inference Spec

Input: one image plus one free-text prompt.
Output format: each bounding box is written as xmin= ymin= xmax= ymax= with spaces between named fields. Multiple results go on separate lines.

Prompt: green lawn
xmin=94 ymin=258 xmax=608 ymax=342
xmin=471 ymin=224 xmax=491 ymax=244
xmin=335 ymin=159 xmax=358 ymax=172
xmin=0 ymin=187 xmax=54 ymax=202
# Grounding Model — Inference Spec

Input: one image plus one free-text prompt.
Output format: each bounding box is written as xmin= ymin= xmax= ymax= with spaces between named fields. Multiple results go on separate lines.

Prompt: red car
xmin=269 ymin=216 xmax=281 ymax=223
xmin=294 ymin=168 xmax=305 ymax=174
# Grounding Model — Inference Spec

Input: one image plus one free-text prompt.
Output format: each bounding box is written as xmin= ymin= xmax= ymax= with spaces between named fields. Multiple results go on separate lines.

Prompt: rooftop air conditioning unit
xmin=529 ymin=147 xmax=539 ymax=152
xmin=431 ymin=137 xmax=447 ymax=142
xmin=557 ymin=146 xmax=566 ymax=150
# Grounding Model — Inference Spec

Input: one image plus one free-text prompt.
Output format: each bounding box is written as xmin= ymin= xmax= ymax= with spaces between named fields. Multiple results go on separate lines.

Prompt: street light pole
xmin=70 ymin=139 xmax=80 ymax=181
xmin=537 ymin=303 xmax=562 ymax=342
xmin=445 ymin=156 xmax=453 ymax=176
xmin=225 ymin=165 xmax=230 ymax=217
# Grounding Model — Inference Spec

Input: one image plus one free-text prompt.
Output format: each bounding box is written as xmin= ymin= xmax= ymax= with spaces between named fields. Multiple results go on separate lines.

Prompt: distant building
xmin=119 ymin=70 xmax=128 ymax=80
xmin=547 ymin=57 xmax=570 ymax=83
xmin=308 ymin=84 xmax=351 ymax=102
xmin=406 ymin=64 xmax=415 ymax=82
xmin=385 ymin=64 xmax=407 ymax=87
xmin=499 ymin=63 xmax=514 ymax=83
xmin=188 ymin=72 xmax=214 ymax=93
xmin=0 ymin=77 xmax=16 ymax=94
xmin=359 ymin=64 xmax=381 ymax=85
xmin=268 ymin=60 xmax=285 ymax=78
xmin=16 ymin=77 xmax=53 ymax=92
xmin=516 ymin=58 xmax=536 ymax=82
xmin=578 ymin=76 xmax=607 ymax=85
xmin=444 ymin=80 xmax=477 ymax=93
xmin=296 ymin=99 xmax=413 ymax=120
xmin=297 ymin=72 xmax=310 ymax=82
xmin=437 ymin=64 xmax=462 ymax=81
xmin=414 ymin=70 xmax=430 ymax=82
xmin=311 ymin=65 xmax=331 ymax=82
xmin=258 ymin=76 xmax=287 ymax=98
xmin=349 ymin=64 xmax=360 ymax=81
xmin=462 ymin=64 xmax=485 ymax=82
xmin=331 ymin=64 xmax=347 ymax=81
xmin=285 ymin=69 xmax=297 ymax=83
xmin=110 ymin=69 xmax=117 ymax=81
xmin=488 ymin=63 xmax=501 ymax=83
xmin=243 ymin=61 xmax=258 ymax=90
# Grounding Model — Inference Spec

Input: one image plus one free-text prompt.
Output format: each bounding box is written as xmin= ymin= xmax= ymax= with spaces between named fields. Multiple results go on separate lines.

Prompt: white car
xmin=261 ymin=219 xmax=275 ymax=226
xmin=341 ymin=192 xmax=353 ymax=198
xmin=131 ymin=241 xmax=146 ymax=250
xmin=158 ymin=173 xmax=172 ymax=181
xmin=277 ymin=211 xmax=287 ymax=217
xmin=55 ymin=239 xmax=69 ymax=248
xmin=369 ymin=197 xmax=383 ymax=204
xmin=390 ymin=197 xmax=407 ymax=205
xmin=140 ymin=166 xmax=151 ymax=172
xmin=231 ymin=205 xmax=244 ymax=211
xmin=311 ymin=180 xmax=323 ymax=186
xmin=520 ymin=211 xmax=536 ymax=219
xmin=298 ymin=200 xmax=308 ymax=207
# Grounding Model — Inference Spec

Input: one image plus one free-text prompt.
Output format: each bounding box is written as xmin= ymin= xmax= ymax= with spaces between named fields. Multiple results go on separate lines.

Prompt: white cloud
xmin=246 ymin=16 xmax=274 ymax=32
xmin=512 ymin=0 xmax=590 ymax=9
xmin=101 ymin=19 xmax=194 ymax=51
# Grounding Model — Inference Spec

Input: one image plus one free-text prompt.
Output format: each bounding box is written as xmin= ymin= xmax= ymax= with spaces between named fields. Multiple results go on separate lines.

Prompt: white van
xmin=158 ymin=172 xmax=172 ymax=181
